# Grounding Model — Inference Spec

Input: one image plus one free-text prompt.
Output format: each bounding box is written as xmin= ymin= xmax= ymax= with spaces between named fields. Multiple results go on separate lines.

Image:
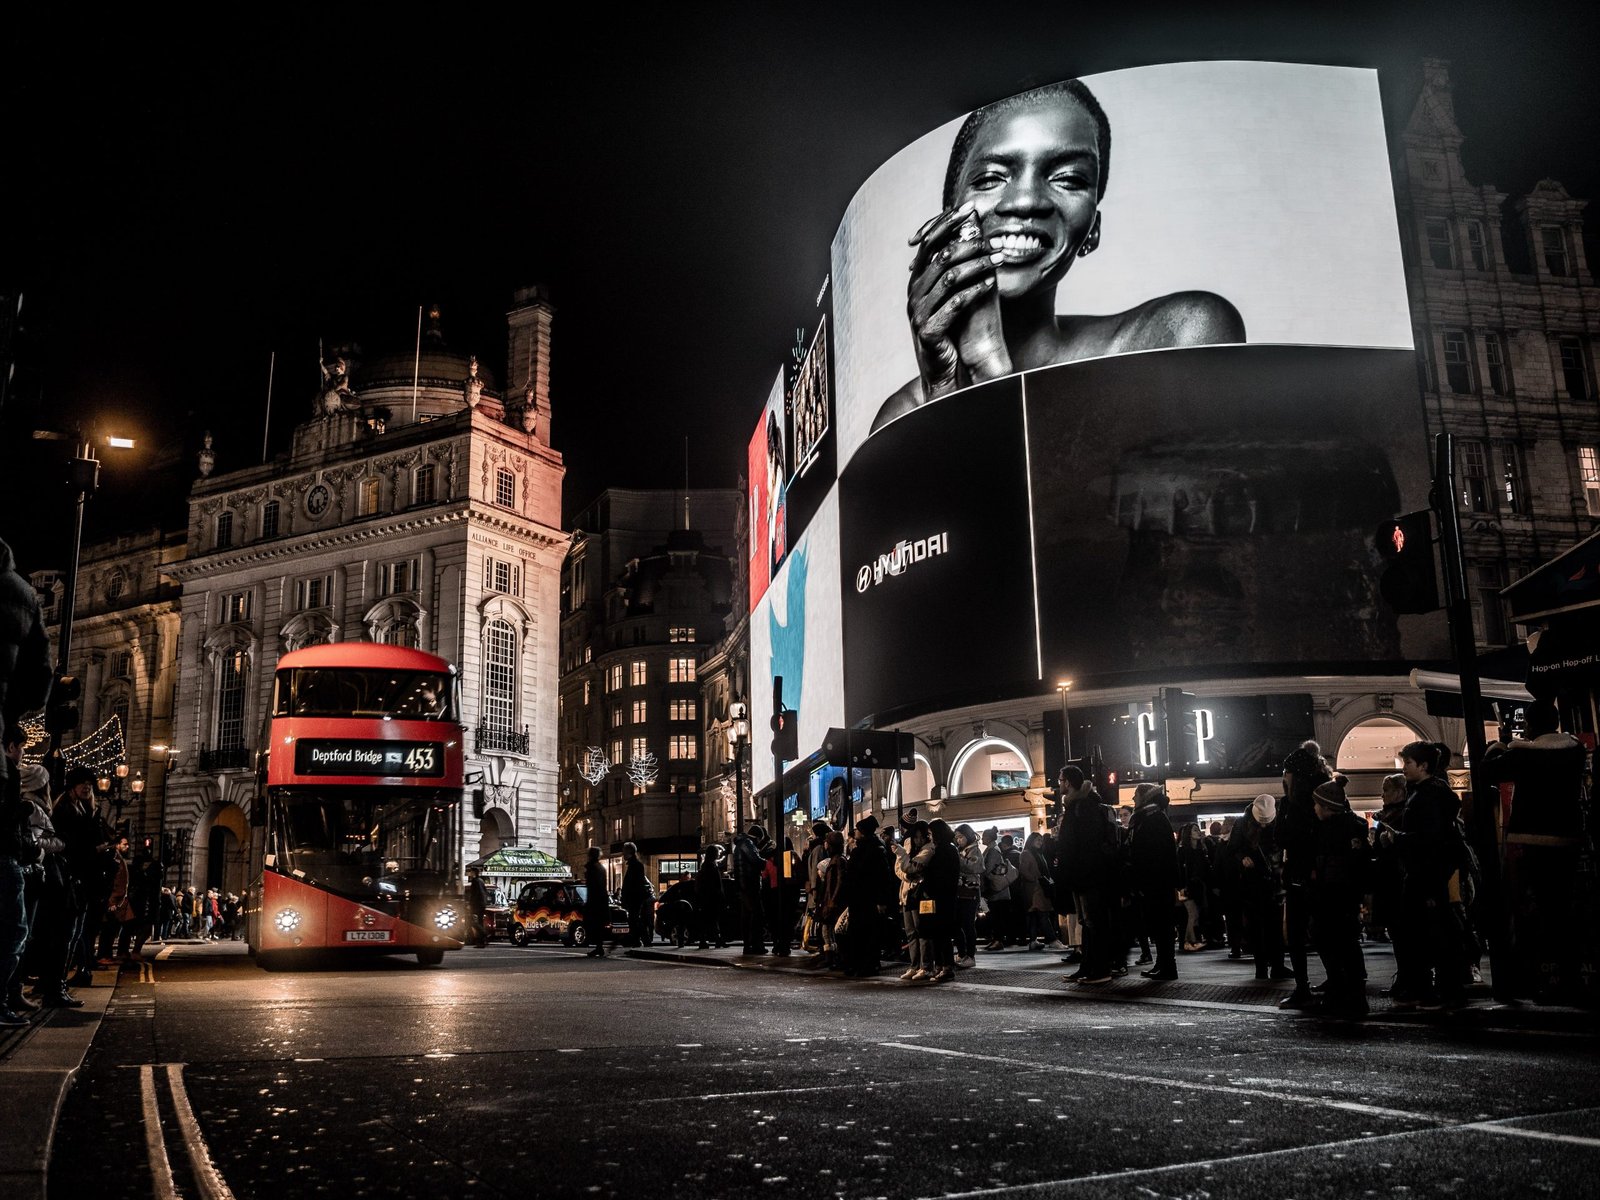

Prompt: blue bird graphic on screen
xmin=769 ymin=543 xmax=808 ymax=714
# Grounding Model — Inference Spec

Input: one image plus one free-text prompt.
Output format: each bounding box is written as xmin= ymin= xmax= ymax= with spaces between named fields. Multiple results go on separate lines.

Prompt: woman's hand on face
xmin=907 ymin=203 xmax=1005 ymax=399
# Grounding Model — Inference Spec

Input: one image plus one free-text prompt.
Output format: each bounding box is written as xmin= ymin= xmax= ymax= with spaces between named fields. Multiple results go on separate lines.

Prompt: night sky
xmin=3 ymin=2 xmax=1596 ymax=575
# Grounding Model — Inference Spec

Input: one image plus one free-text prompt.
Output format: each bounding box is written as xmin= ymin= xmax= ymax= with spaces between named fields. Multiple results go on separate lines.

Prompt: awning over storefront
xmin=1407 ymin=668 xmax=1533 ymax=718
xmin=466 ymin=846 xmax=570 ymax=878
xmin=1502 ymin=530 xmax=1600 ymax=624
xmin=1525 ymin=615 xmax=1600 ymax=699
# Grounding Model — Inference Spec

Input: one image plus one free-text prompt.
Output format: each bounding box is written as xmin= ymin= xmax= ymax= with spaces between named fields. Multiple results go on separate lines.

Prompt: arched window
xmin=215 ymin=649 xmax=248 ymax=751
xmin=949 ymin=737 xmax=1034 ymax=797
xmin=381 ymin=621 xmax=418 ymax=648
xmin=105 ymin=692 xmax=131 ymax=741
xmin=1334 ymin=717 xmax=1420 ymax=772
xmin=483 ymin=619 xmax=516 ymax=735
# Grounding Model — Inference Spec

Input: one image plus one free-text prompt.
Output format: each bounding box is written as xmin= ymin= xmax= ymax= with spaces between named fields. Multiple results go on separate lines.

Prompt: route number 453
xmin=405 ymin=746 xmax=437 ymax=772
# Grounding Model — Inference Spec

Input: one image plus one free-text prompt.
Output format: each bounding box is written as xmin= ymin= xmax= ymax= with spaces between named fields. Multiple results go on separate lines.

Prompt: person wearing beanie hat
xmin=1307 ymin=773 xmax=1371 ymax=1018
xmin=1127 ymin=779 xmax=1180 ymax=980
xmin=1215 ymin=795 xmax=1289 ymax=981
xmin=1277 ymin=741 xmax=1332 ymax=1009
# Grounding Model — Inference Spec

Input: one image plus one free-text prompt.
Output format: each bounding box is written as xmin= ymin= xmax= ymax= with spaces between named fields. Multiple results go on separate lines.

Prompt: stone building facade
xmin=556 ymin=488 xmax=739 ymax=887
xmin=1397 ymin=59 xmax=1600 ymax=648
xmin=151 ymin=288 xmax=567 ymax=893
xmin=32 ymin=528 xmax=185 ymax=844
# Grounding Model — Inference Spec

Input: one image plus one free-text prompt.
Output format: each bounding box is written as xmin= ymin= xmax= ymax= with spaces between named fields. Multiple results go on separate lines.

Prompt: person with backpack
xmin=979 ymin=827 xmax=1017 ymax=951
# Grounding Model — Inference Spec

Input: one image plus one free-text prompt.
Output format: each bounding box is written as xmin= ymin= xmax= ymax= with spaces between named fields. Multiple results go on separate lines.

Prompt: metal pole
xmin=46 ymin=445 xmax=99 ymax=791
xmin=1432 ymin=432 xmax=1511 ymax=1001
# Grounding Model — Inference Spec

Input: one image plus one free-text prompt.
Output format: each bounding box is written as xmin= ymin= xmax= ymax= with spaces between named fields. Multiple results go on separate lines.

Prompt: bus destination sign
xmin=294 ymin=740 xmax=446 ymax=777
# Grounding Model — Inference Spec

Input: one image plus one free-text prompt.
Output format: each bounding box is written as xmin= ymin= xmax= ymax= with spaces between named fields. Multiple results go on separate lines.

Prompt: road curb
xmin=0 ymin=975 xmax=115 ymax=1200
xmin=623 ymin=946 xmax=1599 ymax=1033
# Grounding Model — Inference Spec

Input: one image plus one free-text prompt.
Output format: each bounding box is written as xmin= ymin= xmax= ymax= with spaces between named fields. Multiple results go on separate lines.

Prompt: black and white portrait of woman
xmin=873 ymin=78 xmax=1244 ymax=431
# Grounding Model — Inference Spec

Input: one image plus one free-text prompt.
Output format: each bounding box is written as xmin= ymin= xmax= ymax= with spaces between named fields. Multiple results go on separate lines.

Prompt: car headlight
xmin=274 ymin=908 xmax=302 ymax=933
xmin=433 ymin=907 xmax=459 ymax=931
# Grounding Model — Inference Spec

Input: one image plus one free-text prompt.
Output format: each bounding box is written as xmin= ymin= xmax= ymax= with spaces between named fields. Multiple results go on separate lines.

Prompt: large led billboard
xmin=751 ymin=60 xmax=1445 ymax=741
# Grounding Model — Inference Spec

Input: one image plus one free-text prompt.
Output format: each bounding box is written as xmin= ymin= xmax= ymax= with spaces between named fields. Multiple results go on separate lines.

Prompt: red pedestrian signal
xmin=770 ymin=709 xmax=798 ymax=762
xmin=1375 ymin=511 xmax=1440 ymax=615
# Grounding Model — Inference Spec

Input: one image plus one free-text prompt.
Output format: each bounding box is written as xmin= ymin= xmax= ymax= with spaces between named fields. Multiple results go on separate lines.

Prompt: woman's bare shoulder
xmin=1063 ymin=292 xmax=1245 ymax=359
xmin=870 ymin=377 xmax=926 ymax=434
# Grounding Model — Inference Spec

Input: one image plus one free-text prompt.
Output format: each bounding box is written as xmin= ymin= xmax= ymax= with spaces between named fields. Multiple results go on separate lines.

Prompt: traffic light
xmin=44 ymin=673 xmax=82 ymax=734
xmin=770 ymin=708 xmax=798 ymax=762
xmin=1376 ymin=510 xmax=1440 ymax=615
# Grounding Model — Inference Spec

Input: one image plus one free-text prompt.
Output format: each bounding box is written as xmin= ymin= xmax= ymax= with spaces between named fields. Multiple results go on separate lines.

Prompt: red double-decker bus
xmin=246 ymin=644 xmax=468 ymax=968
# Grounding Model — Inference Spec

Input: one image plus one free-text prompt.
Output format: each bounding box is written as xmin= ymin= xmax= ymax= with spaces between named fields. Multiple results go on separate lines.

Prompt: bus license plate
xmin=344 ymin=930 xmax=393 ymax=942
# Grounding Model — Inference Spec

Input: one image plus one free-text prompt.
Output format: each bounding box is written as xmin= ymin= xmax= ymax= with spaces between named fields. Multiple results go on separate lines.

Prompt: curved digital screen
xmin=751 ymin=60 xmax=1444 ymax=784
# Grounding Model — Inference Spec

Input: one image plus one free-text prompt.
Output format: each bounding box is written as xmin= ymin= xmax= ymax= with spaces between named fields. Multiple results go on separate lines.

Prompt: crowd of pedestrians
xmin=643 ymin=737 xmax=1506 ymax=1019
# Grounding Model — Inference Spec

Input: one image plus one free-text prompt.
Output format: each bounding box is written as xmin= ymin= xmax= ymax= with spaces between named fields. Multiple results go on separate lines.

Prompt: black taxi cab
xmin=507 ymin=878 xmax=631 ymax=947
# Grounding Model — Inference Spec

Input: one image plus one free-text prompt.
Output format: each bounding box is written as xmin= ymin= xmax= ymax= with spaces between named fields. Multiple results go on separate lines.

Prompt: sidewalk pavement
xmin=0 ymin=965 xmax=118 ymax=1200
xmin=626 ymin=938 xmax=1599 ymax=1034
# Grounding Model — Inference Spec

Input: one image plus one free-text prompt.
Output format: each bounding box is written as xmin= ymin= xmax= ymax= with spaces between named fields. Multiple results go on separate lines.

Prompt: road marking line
xmin=165 ymin=1064 xmax=236 ymax=1200
xmin=638 ymin=1081 xmax=913 ymax=1104
xmin=1465 ymin=1124 xmax=1600 ymax=1148
xmin=139 ymin=1065 xmax=180 ymax=1200
xmin=156 ymin=945 xmax=175 ymax=960
xmin=879 ymin=1042 xmax=1439 ymax=1123
xmin=919 ymin=1105 xmax=1600 ymax=1198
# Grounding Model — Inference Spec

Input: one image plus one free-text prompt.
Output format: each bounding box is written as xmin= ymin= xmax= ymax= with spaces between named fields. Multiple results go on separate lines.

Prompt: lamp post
xmin=1055 ymin=679 xmax=1074 ymax=772
xmin=727 ymin=702 xmax=750 ymax=840
xmin=151 ymin=744 xmax=180 ymax=886
xmin=37 ymin=429 xmax=135 ymax=792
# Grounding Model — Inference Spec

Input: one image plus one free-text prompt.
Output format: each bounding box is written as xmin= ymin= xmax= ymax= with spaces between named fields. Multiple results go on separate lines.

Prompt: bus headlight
xmin=274 ymin=908 xmax=302 ymax=933
xmin=433 ymin=907 xmax=460 ymax=931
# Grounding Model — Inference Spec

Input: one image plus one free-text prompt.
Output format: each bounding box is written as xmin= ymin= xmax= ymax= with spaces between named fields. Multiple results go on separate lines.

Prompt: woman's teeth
xmin=990 ymin=233 xmax=1044 ymax=253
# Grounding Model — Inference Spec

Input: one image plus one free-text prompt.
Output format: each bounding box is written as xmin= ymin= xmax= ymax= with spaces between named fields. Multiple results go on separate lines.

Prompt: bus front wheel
xmin=416 ymin=949 xmax=445 ymax=967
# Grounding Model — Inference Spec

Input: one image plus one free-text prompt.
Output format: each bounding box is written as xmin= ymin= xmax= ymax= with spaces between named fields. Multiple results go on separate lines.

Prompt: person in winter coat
xmin=916 ymin=819 xmax=961 ymax=983
xmin=620 ymin=842 xmax=654 ymax=947
xmin=760 ymin=839 xmax=798 ymax=957
xmin=841 ymin=815 xmax=891 ymax=977
xmin=464 ymin=866 xmax=489 ymax=947
xmin=979 ymin=827 xmax=1015 ymax=950
xmin=952 ymin=824 xmax=984 ymax=968
xmin=1016 ymin=832 xmax=1055 ymax=951
xmin=1218 ymin=794 xmax=1290 ymax=981
xmin=1126 ymin=783 xmax=1180 ymax=980
xmin=732 ymin=824 xmax=769 ymax=956
xmin=1384 ymin=741 xmax=1470 ymax=1010
xmin=1055 ymin=766 xmax=1121 ymax=984
xmin=1176 ymin=822 xmax=1211 ymax=952
xmin=582 ymin=847 xmax=611 ymax=958
xmin=1368 ymin=773 xmax=1408 ymax=952
xmin=1276 ymin=741 xmax=1332 ymax=1009
xmin=894 ymin=820 xmax=935 ymax=980
xmin=1309 ymin=774 xmax=1371 ymax=1018
xmin=1483 ymin=702 xmax=1588 ymax=1001
xmin=694 ymin=846 xmax=727 ymax=949
xmin=814 ymin=831 xmax=848 ymax=968
xmin=802 ymin=820 xmax=832 ymax=953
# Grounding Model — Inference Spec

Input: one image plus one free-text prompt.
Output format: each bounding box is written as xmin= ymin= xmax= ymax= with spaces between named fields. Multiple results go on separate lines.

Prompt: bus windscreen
xmin=268 ymin=788 xmax=452 ymax=902
xmin=274 ymin=668 xmax=458 ymax=721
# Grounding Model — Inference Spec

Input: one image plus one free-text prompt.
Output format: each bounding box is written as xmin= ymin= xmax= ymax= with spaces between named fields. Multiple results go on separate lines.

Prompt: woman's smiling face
xmin=952 ymin=96 xmax=1101 ymax=301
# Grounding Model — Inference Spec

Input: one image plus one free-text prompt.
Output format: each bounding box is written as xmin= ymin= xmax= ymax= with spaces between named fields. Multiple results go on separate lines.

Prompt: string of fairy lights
xmin=17 ymin=714 xmax=127 ymax=775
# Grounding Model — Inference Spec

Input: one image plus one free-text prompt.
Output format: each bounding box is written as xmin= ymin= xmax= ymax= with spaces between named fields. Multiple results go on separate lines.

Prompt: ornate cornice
xmin=168 ymin=506 xmax=472 ymax=580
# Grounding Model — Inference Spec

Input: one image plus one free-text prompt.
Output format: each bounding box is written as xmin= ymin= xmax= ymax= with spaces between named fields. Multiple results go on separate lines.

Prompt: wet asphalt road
xmin=46 ymin=942 xmax=1600 ymax=1199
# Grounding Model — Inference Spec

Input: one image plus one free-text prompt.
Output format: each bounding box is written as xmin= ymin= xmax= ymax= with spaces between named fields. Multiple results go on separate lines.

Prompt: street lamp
xmin=1056 ymin=679 xmax=1074 ymax=773
xmin=727 ymin=701 xmax=750 ymax=837
xmin=150 ymin=744 xmax=181 ymax=886
xmin=36 ymin=428 xmax=135 ymax=791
